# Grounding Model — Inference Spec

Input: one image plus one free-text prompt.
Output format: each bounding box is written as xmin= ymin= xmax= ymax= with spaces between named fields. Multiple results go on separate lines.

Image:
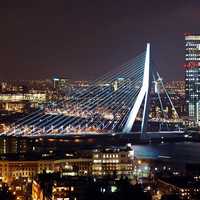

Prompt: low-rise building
xmin=32 ymin=173 xmax=117 ymax=200
xmin=92 ymin=147 xmax=134 ymax=176
xmin=0 ymin=157 xmax=92 ymax=184
xmin=157 ymin=176 xmax=200 ymax=199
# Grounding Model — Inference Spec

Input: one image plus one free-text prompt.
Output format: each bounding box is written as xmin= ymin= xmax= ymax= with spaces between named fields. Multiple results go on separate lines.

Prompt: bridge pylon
xmin=123 ymin=43 xmax=152 ymax=134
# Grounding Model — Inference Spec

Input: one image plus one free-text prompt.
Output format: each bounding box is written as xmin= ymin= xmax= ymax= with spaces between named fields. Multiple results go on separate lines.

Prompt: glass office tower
xmin=185 ymin=34 xmax=200 ymax=123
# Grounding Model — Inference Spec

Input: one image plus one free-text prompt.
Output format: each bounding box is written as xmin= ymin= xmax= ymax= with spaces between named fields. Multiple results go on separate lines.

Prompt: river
xmin=134 ymin=142 xmax=200 ymax=164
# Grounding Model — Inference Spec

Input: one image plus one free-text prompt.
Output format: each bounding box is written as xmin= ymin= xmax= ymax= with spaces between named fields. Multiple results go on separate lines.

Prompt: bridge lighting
xmin=3 ymin=43 xmax=182 ymax=137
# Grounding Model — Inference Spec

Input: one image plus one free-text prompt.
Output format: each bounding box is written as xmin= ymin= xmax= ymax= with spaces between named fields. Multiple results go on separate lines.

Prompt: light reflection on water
xmin=134 ymin=142 xmax=200 ymax=163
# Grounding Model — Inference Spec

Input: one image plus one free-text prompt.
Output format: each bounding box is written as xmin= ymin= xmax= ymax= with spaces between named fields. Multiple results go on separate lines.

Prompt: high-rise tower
xmin=185 ymin=34 xmax=200 ymax=123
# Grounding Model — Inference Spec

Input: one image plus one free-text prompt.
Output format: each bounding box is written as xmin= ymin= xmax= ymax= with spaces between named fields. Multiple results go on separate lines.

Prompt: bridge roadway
xmin=1 ymin=131 xmax=186 ymax=144
xmin=0 ymin=131 xmax=189 ymax=155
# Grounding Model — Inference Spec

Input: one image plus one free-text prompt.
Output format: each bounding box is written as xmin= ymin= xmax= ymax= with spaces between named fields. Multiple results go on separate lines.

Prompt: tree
xmin=0 ymin=184 xmax=15 ymax=200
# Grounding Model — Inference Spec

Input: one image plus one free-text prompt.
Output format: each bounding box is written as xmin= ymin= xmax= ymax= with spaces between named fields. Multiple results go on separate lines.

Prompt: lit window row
xmin=185 ymin=53 xmax=200 ymax=57
xmin=102 ymin=160 xmax=119 ymax=163
xmin=103 ymin=154 xmax=119 ymax=158
xmin=186 ymin=58 xmax=200 ymax=61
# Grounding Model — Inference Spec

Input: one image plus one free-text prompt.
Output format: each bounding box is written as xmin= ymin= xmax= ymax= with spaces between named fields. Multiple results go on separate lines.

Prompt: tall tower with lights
xmin=185 ymin=33 xmax=200 ymax=124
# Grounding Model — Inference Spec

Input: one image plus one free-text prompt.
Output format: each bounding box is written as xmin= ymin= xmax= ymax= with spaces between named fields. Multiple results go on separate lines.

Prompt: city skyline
xmin=1 ymin=2 xmax=200 ymax=200
xmin=1 ymin=0 xmax=200 ymax=80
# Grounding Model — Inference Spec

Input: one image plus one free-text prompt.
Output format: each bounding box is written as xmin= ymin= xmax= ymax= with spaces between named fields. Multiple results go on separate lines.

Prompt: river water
xmin=134 ymin=142 xmax=200 ymax=164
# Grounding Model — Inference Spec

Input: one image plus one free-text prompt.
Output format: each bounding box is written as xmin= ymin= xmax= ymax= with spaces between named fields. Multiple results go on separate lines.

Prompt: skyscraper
xmin=185 ymin=34 xmax=200 ymax=123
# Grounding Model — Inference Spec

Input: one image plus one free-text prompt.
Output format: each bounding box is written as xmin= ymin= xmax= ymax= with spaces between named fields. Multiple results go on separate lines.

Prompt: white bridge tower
xmin=123 ymin=43 xmax=152 ymax=134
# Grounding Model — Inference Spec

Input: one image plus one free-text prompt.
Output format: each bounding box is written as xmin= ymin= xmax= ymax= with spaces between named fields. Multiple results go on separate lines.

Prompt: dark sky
xmin=0 ymin=0 xmax=200 ymax=81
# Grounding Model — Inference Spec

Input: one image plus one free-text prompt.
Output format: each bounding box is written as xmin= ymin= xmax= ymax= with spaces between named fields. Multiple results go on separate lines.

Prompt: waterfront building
xmin=0 ymin=93 xmax=46 ymax=113
xmin=0 ymin=147 xmax=135 ymax=183
xmin=0 ymin=158 xmax=92 ymax=184
xmin=92 ymin=147 xmax=134 ymax=176
xmin=0 ymin=160 xmax=55 ymax=183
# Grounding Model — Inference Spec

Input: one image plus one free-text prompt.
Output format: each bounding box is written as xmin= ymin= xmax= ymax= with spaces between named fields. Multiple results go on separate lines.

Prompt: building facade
xmin=32 ymin=174 xmax=117 ymax=200
xmin=0 ymin=158 xmax=92 ymax=184
xmin=92 ymin=147 xmax=134 ymax=176
xmin=185 ymin=34 xmax=200 ymax=123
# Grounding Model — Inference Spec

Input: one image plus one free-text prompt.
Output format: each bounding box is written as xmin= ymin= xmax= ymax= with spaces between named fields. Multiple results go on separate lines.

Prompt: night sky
xmin=1 ymin=0 xmax=200 ymax=81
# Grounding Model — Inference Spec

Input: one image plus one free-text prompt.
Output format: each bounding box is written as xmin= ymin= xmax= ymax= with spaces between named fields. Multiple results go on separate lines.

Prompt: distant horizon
xmin=0 ymin=78 xmax=185 ymax=83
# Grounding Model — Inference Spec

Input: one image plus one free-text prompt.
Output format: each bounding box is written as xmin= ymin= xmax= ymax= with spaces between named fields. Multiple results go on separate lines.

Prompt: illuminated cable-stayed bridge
xmin=3 ymin=44 xmax=183 ymax=137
